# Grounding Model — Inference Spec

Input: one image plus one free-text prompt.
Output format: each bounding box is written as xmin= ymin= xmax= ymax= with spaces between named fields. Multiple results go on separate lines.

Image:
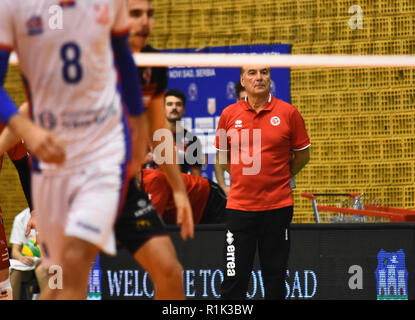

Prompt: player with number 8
xmin=0 ymin=0 xmax=153 ymax=299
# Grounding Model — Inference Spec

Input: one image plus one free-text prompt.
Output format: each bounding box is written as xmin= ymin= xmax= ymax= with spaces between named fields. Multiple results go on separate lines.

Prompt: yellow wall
xmin=3 ymin=1 xmax=415 ymax=232
xmin=149 ymin=0 xmax=415 ymax=222
xmin=2 ymin=66 xmax=29 ymax=241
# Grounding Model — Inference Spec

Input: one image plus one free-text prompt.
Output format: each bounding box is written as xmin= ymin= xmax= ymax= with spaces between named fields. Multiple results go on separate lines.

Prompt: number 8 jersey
xmin=0 ymin=0 xmax=133 ymax=172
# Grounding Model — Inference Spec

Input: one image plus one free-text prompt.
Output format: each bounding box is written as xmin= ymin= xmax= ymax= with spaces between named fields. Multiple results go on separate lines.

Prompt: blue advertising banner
xmin=162 ymin=44 xmax=291 ymax=180
xmin=89 ymin=223 xmax=415 ymax=300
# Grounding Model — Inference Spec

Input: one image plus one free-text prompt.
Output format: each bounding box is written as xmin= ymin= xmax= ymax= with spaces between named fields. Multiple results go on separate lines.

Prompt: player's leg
xmin=134 ymin=235 xmax=184 ymax=300
xmin=34 ymin=263 xmax=49 ymax=294
xmin=0 ymin=211 xmax=12 ymax=300
xmin=36 ymin=240 xmax=98 ymax=300
xmin=115 ymin=179 xmax=185 ymax=299
xmin=53 ymin=237 xmax=99 ymax=300
xmin=0 ymin=268 xmax=12 ymax=300
xmin=31 ymin=173 xmax=67 ymax=300
xmin=9 ymin=269 xmax=23 ymax=300
xmin=57 ymin=167 xmax=125 ymax=300
xmin=33 ymin=167 xmax=124 ymax=300
xmin=257 ymin=206 xmax=293 ymax=300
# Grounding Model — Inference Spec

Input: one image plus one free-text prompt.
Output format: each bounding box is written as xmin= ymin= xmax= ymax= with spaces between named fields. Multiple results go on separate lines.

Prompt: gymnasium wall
xmin=2 ymin=0 xmax=415 ymax=239
xmin=2 ymin=66 xmax=28 ymax=242
xmin=148 ymin=0 xmax=415 ymax=223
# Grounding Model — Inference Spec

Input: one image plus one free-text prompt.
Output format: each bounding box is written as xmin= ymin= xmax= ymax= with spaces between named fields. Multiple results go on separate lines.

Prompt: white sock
xmin=0 ymin=279 xmax=12 ymax=300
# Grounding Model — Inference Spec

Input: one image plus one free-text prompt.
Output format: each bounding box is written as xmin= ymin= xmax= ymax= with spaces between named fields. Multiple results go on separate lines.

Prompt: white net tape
xmin=9 ymin=52 xmax=415 ymax=68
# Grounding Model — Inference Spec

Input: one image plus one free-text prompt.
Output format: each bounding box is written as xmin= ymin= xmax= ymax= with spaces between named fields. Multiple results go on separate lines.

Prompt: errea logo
xmin=226 ymin=230 xmax=234 ymax=245
xmin=235 ymin=120 xmax=242 ymax=128
xmin=226 ymin=230 xmax=236 ymax=277
xmin=137 ymin=199 xmax=147 ymax=208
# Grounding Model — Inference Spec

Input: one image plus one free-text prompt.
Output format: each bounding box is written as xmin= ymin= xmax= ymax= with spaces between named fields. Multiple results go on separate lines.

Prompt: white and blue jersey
xmin=0 ymin=0 xmax=143 ymax=172
xmin=0 ymin=0 xmax=145 ymax=262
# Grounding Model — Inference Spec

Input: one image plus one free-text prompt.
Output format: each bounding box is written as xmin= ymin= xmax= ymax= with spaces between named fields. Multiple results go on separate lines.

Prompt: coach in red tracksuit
xmin=214 ymin=66 xmax=311 ymax=300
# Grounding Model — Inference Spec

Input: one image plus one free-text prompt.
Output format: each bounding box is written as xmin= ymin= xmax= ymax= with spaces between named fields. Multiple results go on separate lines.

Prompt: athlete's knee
xmin=167 ymin=259 xmax=183 ymax=277
xmin=162 ymin=257 xmax=183 ymax=276
xmin=60 ymin=237 xmax=98 ymax=283
xmin=61 ymin=238 xmax=96 ymax=265
xmin=0 ymin=272 xmax=12 ymax=300
xmin=154 ymin=258 xmax=183 ymax=282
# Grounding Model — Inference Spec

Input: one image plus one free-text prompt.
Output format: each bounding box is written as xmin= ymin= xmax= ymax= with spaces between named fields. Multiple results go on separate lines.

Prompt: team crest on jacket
xmin=270 ymin=116 xmax=280 ymax=126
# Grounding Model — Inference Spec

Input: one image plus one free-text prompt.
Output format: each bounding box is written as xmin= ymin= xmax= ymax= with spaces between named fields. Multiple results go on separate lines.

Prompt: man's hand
xmin=8 ymin=114 xmax=66 ymax=164
xmin=128 ymin=114 xmax=148 ymax=178
xmin=20 ymin=255 xmax=35 ymax=266
xmin=24 ymin=125 xmax=66 ymax=164
xmin=25 ymin=211 xmax=36 ymax=238
xmin=173 ymin=191 xmax=194 ymax=241
xmin=143 ymin=151 xmax=154 ymax=164
xmin=222 ymin=185 xmax=230 ymax=196
xmin=12 ymin=243 xmax=35 ymax=266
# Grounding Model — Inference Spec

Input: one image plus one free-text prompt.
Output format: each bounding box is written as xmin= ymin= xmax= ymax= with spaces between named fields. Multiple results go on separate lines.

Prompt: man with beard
xmin=163 ymin=89 xmax=204 ymax=175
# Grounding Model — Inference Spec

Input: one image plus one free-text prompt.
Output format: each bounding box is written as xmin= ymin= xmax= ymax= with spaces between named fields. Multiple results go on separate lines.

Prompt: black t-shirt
xmin=143 ymin=128 xmax=204 ymax=173
xmin=174 ymin=128 xmax=204 ymax=173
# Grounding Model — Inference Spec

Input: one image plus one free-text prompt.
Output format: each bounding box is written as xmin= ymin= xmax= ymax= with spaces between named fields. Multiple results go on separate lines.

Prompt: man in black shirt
xmin=163 ymin=89 xmax=204 ymax=175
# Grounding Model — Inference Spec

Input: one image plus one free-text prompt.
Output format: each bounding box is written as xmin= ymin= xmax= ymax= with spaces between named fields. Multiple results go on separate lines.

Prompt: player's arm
xmin=289 ymin=108 xmax=311 ymax=178
xmin=189 ymin=136 xmax=203 ymax=176
xmin=0 ymin=102 xmax=29 ymax=156
xmin=111 ymin=33 xmax=147 ymax=176
xmin=10 ymin=214 xmax=35 ymax=265
xmin=147 ymin=94 xmax=194 ymax=240
xmin=290 ymin=147 xmax=310 ymax=178
xmin=0 ymin=51 xmax=65 ymax=164
xmin=8 ymin=114 xmax=66 ymax=164
xmin=214 ymin=150 xmax=230 ymax=195
xmin=11 ymin=153 xmax=32 ymax=210
xmin=25 ymin=210 xmax=36 ymax=238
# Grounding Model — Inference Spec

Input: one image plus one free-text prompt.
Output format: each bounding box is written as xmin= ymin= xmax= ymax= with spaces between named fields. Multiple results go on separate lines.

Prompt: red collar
xmin=243 ymin=94 xmax=274 ymax=113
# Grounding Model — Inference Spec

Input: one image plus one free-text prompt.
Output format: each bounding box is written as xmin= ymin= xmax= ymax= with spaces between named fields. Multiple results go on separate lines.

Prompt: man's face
xmin=164 ymin=96 xmax=185 ymax=123
xmin=238 ymin=90 xmax=248 ymax=101
xmin=240 ymin=66 xmax=271 ymax=97
xmin=128 ymin=0 xmax=154 ymax=52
